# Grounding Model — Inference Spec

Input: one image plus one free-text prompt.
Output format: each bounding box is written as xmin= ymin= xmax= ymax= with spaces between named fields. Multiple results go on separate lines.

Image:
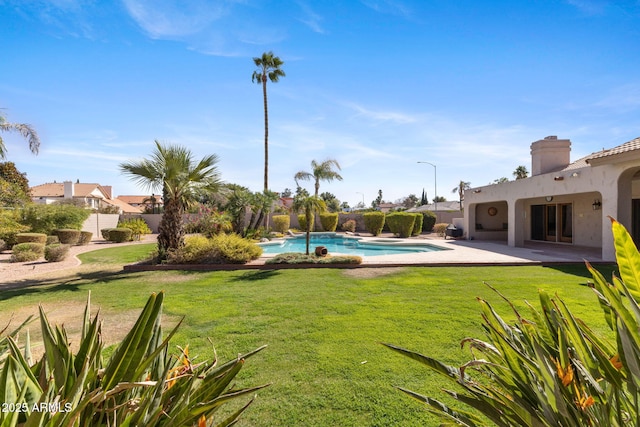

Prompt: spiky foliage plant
xmin=0 ymin=292 xmax=267 ymax=426
xmin=386 ymin=218 xmax=640 ymax=426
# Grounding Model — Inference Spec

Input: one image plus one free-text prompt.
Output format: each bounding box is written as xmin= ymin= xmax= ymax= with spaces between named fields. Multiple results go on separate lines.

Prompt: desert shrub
xmin=0 ymin=209 xmax=29 ymax=247
xmin=385 ymin=219 xmax=640 ymax=426
xmin=55 ymin=229 xmax=81 ymax=245
xmin=184 ymin=206 xmax=232 ymax=237
xmin=298 ymin=214 xmax=314 ymax=232
xmin=46 ymin=235 xmax=59 ymax=245
xmin=10 ymin=242 xmax=44 ymax=262
xmin=341 ymin=219 xmax=356 ymax=233
xmin=15 ymin=232 xmax=47 ymax=244
xmin=117 ymin=218 xmax=151 ymax=241
xmin=0 ymin=292 xmax=267 ymax=426
xmin=385 ymin=212 xmax=416 ymax=238
xmin=109 ymin=228 xmax=133 ymax=243
xmin=167 ymin=234 xmax=262 ymax=264
xmin=266 ymin=253 xmax=361 ymax=265
xmin=101 ymin=228 xmax=115 ymax=240
xmin=411 ymin=213 xmax=423 ymax=236
xmin=210 ymin=233 xmax=263 ymax=264
xmin=421 ymin=211 xmax=436 ymax=232
xmin=77 ymin=231 xmax=93 ymax=245
xmin=363 ymin=212 xmax=385 ymax=236
xmin=319 ymin=213 xmax=339 ymax=232
xmin=272 ymin=215 xmax=290 ymax=233
xmin=433 ymin=223 xmax=448 ymax=237
xmin=44 ymin=243 xmax=71 ymax=262
xmin=0 ymin=239 xmax=6 ymax=252
xmin=20 ymin=203 xmax=90 ymax=235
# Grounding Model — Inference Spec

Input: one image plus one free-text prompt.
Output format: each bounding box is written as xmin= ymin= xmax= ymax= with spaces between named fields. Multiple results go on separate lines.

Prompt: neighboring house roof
xmin=117 ymin=195 xmax=164 ymax=205
xmin=30 ymin=182 xmax=110 ymax=199
xmin=410 ymin=201 xmax=461 ymax=212
xmin=103 ymin=198 xmax=142 ymax=214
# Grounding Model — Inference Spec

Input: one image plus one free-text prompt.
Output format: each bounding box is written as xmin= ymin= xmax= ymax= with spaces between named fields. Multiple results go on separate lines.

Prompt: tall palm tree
xmin=513 ymin=165 xmax=529 ymax=180
xmin=294 ymin=159 xmax=343 ymax=197
xmin=252 ymin=51 xmax=285 ymax=192
xmin=293 ymin=195 xmax=327 ymax=255
xmin=451 ymin=180 xmax=471 ymax=210
xmin=0 ymin=113 xmax=40 ymax=160
xmin=119 ymin=141 xmax=222 ymax=259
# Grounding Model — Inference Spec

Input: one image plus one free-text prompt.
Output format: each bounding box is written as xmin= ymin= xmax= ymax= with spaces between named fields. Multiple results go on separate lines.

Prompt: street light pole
xmin=417 ymin=161 xmax=437 ymax=214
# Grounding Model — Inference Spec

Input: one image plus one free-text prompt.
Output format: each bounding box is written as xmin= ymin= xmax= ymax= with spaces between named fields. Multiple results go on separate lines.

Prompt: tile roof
xmin=116 ymin=195 xmax=163 ymax=205
xmin=586 ymin=137 xmax=640 ymax=161
xmin=102 ymin=198 xmax=142 ymax=213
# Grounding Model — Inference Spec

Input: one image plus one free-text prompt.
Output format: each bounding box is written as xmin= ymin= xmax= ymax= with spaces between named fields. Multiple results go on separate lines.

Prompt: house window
xmin=531 ymin=203 xmax=572 ymax=243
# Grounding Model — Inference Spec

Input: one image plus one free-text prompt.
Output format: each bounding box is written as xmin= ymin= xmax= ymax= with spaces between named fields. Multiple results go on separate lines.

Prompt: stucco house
xmin=463 ymin=135 xmax=640 ymax=262
xmin=30 ymin=180 xmax=140 ymax=214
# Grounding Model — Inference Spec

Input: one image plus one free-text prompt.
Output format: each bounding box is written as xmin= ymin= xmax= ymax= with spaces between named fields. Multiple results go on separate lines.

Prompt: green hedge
xmin=16 ymin=233 xmax=47 ymax=244
xmin=20 ymin=204 xmax=90 ymax=235
xmin=385 ymin=213 xmax=416 ymax=238
xmin=272 ymin=215 xmax=290 ymax=234
xmin=109 ymin=228 xmax=133 ymax=243
xmin=78 ymin=231 xmax=93 ymax=245
xmin=0 ymin=209 xmax=30 ymax=247
xmin=56 ymin=229 xmax=81 ymax=245
xmin=297 ymin=214 xmax=314 ymax=232
xmin=319 ymin=213 xmax=339 ymax=232
xmin=412 ymin=213 xmax=423 ymax=236
xmin=421 ymin=211 xmax=436 ymax=232
xmin=167 ymin=234 xmax=262 ymax=264
xmin=101 ymin=228 xmax=115 ymax=240
xmin=363 ymin=212 xmax=385 ymax=236
xmin=117 ymin=217 xmax=151 ymax=241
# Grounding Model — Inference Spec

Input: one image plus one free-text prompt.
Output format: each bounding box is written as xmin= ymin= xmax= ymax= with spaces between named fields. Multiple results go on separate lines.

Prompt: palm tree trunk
xmin=262 ymin=76 xmax=269 ymax=192
xmin=157 ymin=199 xmax=184 ymax=259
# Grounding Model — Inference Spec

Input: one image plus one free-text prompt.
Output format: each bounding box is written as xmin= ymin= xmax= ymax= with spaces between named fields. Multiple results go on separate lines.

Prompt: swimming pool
xmin=259 ymin=233 xmax=446 ymax=257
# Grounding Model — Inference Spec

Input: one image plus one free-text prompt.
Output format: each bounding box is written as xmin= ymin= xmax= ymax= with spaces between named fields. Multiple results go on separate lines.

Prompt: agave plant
xmin=385 ymin=218 xmax=640 ymax=426
xmin=0 ymin=292 xmax=268 ymax=426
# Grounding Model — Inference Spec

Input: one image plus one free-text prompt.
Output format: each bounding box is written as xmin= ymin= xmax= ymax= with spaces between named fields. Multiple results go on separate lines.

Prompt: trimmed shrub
xmin=272 ymin=215 xmax=290 ymax=234
xmin=421 ymin=211 xmax=436 ymax=232
xmin=16 ymin=233 xmax=47 ymax=244
xmin=44 ymin=243 xmax=71 ymax=262
xmin=433 ymin=223 xmax=449 ymax=237
xmin=363 ymin=212 xmax=385 ymax=236
xmin=298 ymin=214 xmax=314 ymax=232
xmin=386 ymin=212 xmax=416 ymax=238
xmin=319 ymin=213 xmax=339 ymax=232
xmin=210 ymin=233 xmax=263 ymax=264
xmin=266 ymin=252 xmax=362 ymax=265
xmin=109 ymin=228 xmax=133 ymax=243
xmin=10 ymin=242 xmax=45 ymax=262
xmin=411 ymin=213 xmax=423 ymax=236
xmin=167 ymin=233 xmax=262 ymax=264
xmin=46 ymin=235 xmax=59 ymax=245
xmin=117 ymin=217 xmax=152 ymax=241
xmin=0 ymin=239 xmax=6 ymax=252
xmin=20 ymin=204 xmax=90 ymax=235
xmin=77 ymin=231 xmax=93 ymax=245
xmin=341 ymin=219 xmax=356 ymax=233
xmin=56 ymin=229 xmax=81 ymax=245
xmin=101 ymin=228 xmax=116 ymax=240
xmin=0 ymin=209 xmax=30 ymax=247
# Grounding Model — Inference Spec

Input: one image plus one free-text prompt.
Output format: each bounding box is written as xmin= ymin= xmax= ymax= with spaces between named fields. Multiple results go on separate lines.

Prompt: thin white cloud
xmin=359 ymin=0 xmax=412 ymax=18
xmin=346 ymin=102 xmax=419 ymax=124
xmin=296 ymin=1 xmax=326 ymax=34
xmin=595 ymin=83 xmax=640 ymax=112
xmin=565 ymin=0 xmax=608 ymax=15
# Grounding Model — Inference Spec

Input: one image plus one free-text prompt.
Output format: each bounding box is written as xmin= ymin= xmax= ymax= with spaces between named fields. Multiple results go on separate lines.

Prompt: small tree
xmin=293 ymin=195 xmax=326 ymax=255
xmin=513 ymin=165 xmax=529 ymax=180
xmin=451 ymin=180 xmax=471 ymax=210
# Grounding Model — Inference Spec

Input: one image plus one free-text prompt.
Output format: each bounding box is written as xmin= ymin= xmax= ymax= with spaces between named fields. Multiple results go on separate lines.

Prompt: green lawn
xmin=0 ymin=245 xmax=617 ymax=426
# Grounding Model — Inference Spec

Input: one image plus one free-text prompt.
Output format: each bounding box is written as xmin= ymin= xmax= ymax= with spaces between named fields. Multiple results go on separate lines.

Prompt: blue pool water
xmin=259 ymin=233 xmax=445 ymax=257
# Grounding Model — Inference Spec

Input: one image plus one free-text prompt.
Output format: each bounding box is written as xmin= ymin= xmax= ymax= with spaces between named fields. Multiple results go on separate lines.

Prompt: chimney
xmin=63 ymin=181 xmax=74 ymax=199
xmin=530 ymin=136 xmax=571 ymax=176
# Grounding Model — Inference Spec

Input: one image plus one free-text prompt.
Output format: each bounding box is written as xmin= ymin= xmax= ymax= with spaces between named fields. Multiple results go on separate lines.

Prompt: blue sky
xmin=2 ymin=0 xmax=640 ymax=207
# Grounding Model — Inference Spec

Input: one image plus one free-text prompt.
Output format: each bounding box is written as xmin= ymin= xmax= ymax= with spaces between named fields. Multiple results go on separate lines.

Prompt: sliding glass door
xmin=531 ymin=203 xmax=572 ymax=243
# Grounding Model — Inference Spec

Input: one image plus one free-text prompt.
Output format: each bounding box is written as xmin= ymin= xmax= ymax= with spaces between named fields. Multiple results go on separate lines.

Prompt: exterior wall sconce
xmin=473 ymin=189 xmax=482 ymax=193
xmin=592 ymin=199 xmax=602 ymax=210
xmin=571 ymin=172 xmax=579 ymax=177
xmin=554 ymin=176 xmax=564 ymax=181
